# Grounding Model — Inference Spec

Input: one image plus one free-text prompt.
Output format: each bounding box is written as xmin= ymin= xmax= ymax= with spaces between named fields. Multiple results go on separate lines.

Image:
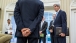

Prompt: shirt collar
xmin=41 ymin=21 xmax=44 ymax=23
xmin=56 ymin=9 xmax=60 ymax=13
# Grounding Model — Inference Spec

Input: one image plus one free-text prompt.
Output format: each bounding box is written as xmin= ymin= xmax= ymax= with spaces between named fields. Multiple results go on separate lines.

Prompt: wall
xmin=0 ymin=0 xmax=60 ymax=31
xmin=0 ymin=0 xmax=17 ymax=31
xmin=0 ymin=9 xmax=1 ymax=19
xmin=60 ymin=0 xmax=71 ymax=43
xmin=0 ymin=0 xmax=1 ymax=8
xmin=0 ymin=10 xmax=1 ymax=31
xmin=60 ymin=0 xmax=71 ymax=27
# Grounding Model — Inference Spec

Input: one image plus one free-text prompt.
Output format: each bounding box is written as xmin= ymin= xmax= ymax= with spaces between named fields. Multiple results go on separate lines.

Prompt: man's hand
xmin=21 ymin=28 xmax=28 ymax=37
xmin=21 ymin=28 xmax=31 ymax=37
xmin=24 ymin=28 xmax=31 ymax=37
xmin=21 ymin=28 xmax=28 ymax=33
xmin=9 ymin=32 xmax=12 ymax=35
xmin=50 ymin=29 xmax=53 ymax=33
xmin=39 ymin=31 xmax=42 ymax=35
xmin=59 ymin=33 xmax=65 ymax=37
xmin=10 ymin=28 xmax=12 ymax=30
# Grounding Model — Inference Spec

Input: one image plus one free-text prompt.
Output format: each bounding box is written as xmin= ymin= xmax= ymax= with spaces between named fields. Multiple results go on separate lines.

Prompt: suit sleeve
xmin=14 ymin=1 xmax=25 ymax=31
xmin=61 ymin=11 xmax=67 ymax=34
xmin=29 ymin=2 xmax=44 ymax=32
xmin=42 ymin=22 xmax=48 ymax=32
xmin=49 ymin=21 xmax=52 ymax=30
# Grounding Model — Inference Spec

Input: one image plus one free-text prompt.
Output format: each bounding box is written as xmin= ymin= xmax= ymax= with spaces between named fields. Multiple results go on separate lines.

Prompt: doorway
xmin=44 ymin=11 xmax=55 ymax=43
xmin=70 ymin=10 xmax=76 ymax=43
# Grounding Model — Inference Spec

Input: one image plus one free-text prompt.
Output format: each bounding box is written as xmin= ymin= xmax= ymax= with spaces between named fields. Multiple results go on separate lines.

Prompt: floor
xmin=10 ymin=36 xmax=69 ymax=43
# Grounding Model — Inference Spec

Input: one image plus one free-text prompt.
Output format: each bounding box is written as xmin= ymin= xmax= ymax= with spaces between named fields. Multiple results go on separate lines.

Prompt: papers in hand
xmin=8 ymin=30 xmax=13 ymax=34
xmin=56 ymin=27 xmax=62 ymax=35
xmin=40 ymin=33 xmax=44 ymax=37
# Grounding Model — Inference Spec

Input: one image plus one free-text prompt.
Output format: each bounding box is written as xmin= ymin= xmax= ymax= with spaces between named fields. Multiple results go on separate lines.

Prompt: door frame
xmin=70 ymin=9 xmax=76 ymax=43
xmin=2 ymin=11 xmax=13 ymax=33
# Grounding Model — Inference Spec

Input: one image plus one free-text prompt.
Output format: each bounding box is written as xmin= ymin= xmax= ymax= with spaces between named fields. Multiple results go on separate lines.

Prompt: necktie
xmin=54 ymin=12 xmax=58 ymax=22
xmin=56 ymin=12 xmax=58 ymax=17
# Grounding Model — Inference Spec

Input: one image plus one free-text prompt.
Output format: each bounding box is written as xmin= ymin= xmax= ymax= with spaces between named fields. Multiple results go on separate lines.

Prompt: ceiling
xmin=41 ymin=0 xmax=60 ymax=7
xmin=5 ymin=0 xmax=60 ymax=11
xmin=41 ymin=0 xmax=60 ymax=2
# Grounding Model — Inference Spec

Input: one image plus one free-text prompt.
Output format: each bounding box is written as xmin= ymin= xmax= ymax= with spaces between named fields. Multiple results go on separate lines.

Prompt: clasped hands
xmin=21 ymin=28 xmax=31 ymax=37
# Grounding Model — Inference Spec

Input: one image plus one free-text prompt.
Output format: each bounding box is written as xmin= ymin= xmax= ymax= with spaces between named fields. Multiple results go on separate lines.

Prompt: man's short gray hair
xmin=53 ymin=4 xmax=60 ymax=7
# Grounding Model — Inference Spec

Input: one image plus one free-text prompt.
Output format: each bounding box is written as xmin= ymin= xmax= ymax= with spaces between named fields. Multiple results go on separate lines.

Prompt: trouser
xmin=17 ymin=37 xmax=38 ymax=43
xmin=54 ymin=37 xmax=66 ymax=43
xmin=50 ymin=35 xmax=54 ymax=43
xmin=39 ymin=37 xmax=46 ymax=43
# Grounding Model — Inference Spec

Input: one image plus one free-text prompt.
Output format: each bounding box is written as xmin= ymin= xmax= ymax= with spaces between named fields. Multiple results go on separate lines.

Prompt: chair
xmin=0 ymin=34 xmax=12 ymax=43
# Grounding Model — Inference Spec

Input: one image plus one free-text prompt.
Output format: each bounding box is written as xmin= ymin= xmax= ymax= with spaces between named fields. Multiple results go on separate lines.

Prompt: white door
xmin=2 ymin=12 xmax=13 ymax=33
xmin=70 ymin=10 xmax=76 ymax=43
xmin=8 ymin=14 xmax=13 ymax=20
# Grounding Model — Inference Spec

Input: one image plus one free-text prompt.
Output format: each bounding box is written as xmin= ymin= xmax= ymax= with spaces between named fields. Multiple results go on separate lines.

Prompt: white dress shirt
xmin=56 ymin=9 xmax=60 ymax=16
xmin=41 ymin=21 xmax=44 ymax=28
xmin=5 ymin=23 xmax=12 ymax=34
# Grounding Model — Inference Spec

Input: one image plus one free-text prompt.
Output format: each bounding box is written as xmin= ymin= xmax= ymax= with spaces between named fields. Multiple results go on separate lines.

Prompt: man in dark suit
xmin=53 ymin=4 xmax=67 ymax=43
xmin=49 ymin=14 xmax=56 ymax=43
xmin=14 ymin=0 xmax=44 ymax=43
xmin=39 ymin=17 xmax=48 ymax=43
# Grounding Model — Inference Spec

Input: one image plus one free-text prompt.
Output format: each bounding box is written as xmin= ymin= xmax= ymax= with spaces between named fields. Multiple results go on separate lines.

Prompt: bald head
xmin=53 ymin=4 xmax=60 ymax=12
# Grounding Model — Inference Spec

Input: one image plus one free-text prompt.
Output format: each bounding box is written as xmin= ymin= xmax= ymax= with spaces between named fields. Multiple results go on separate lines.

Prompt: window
xmin=44 ymin=12 xmax=53 ymax=43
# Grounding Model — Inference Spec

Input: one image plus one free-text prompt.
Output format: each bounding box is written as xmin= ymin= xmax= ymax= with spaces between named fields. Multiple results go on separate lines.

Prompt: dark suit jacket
xmin=49 ymin=20 xmax=53 ymax=30
xmin=40 ymin=21 xmax=48 ymax=37
xmin=54 ymin=10 xmax=67 ymax=37
xmin=14 ymin=0 xmax=44 ymax=38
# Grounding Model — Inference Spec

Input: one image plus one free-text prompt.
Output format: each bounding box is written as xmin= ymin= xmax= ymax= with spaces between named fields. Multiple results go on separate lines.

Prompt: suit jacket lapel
xmin=39 ymin=23 xmax=41 ymax=30
xmin=54 ymin=10 xmax=61 ymax=24
xmin=39 ymin=21 xmax=45 ymax=30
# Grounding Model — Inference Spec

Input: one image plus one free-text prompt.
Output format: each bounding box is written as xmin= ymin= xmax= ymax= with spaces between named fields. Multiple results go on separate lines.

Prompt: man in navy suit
xmin=53 ymin=4 xmax=67 ymax=43
xmin=14 ymin=0 xmax=44 ymax=43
